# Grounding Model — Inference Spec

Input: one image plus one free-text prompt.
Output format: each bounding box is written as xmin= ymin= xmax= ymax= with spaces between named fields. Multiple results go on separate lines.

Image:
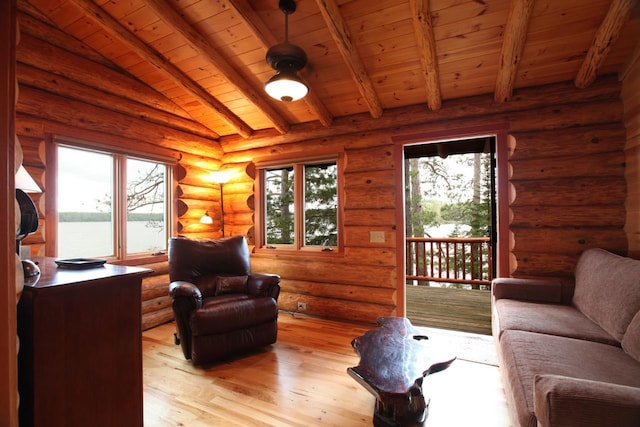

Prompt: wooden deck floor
xmin=405 ymin=285 xmax=492 ymax=335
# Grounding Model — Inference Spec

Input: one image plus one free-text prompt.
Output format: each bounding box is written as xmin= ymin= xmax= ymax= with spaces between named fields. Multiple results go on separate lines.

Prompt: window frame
xmin=255 ymin=154 xmax=343 ymax=255
xmin=51 ymin=139 xmax=174 ymax=262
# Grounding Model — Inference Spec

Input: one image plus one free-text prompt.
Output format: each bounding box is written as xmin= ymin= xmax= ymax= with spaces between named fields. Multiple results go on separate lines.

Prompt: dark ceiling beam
xmin=494 ymin=0 xmax=535 ymax=103
xmin=410 ymin=0 xmax=442 ymax=111
xmin=227 ymin=0 xmax=333 ymax=127
xmin=145 ymin=0 xmax=291 ymax=135
xmin=575 ymin=0 xmax=638 ymax=88
xmin=65 ymin=0 xmax=254 ymax=138
xmin=315 ymin=0 xmax=383 ymax=118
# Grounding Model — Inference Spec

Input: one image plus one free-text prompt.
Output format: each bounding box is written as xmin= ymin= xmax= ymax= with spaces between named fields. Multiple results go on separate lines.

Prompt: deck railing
xmin=406 ymin=237 xmax=492 ymax=289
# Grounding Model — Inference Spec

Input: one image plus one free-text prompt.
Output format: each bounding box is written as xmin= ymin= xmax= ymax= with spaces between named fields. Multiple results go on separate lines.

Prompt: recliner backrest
xmin=168 ymin=236 xmax=251 ymax=287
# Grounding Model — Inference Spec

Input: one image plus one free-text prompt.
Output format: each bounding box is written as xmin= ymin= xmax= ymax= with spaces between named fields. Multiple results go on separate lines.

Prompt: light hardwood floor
xmin=143 ymin=314 xmax=512 ymax=426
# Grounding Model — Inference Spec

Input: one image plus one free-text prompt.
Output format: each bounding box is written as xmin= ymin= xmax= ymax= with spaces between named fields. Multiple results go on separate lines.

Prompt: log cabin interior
xmin=2 ymin=0 xmax=640 ymax=425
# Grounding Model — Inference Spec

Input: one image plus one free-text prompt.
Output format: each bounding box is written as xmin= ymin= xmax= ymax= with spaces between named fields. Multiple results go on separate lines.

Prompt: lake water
xmin=58 ymin=221 xmax=167 ymax=258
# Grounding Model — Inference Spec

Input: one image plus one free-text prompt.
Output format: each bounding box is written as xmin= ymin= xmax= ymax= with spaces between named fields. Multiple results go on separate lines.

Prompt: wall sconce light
xmin=201 ymin=171 xmax=232 ymax=237
xmin=199 ymin=211 xmax=213 ymax=224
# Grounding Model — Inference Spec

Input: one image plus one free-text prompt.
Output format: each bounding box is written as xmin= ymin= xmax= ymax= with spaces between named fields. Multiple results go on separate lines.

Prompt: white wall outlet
xmin=369 ymin=231 xmax=386 ymax=243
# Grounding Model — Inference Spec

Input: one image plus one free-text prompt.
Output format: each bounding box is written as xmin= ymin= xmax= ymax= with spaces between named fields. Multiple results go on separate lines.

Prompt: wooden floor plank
xmin=143 ymin=314 xmax=511 ymax=426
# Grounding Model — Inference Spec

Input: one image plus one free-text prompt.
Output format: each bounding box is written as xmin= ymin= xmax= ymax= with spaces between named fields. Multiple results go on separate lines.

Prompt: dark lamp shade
xmin=16 ymin=189 xmax=39 ymax=239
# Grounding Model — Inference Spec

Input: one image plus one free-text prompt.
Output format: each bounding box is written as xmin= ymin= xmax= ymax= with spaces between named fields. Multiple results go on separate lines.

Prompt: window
xmin=56 ymin=144 xmax=171 ymax=259
xmin=260 ymin=158 xmax=340 ymax=252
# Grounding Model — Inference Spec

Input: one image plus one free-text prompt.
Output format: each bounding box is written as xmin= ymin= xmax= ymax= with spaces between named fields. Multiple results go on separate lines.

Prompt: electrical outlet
xmin=297 ymin=302 xmax=307 ymax=311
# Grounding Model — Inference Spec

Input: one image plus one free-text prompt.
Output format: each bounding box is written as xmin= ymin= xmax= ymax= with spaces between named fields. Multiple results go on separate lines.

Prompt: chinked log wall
xmin=219 ymin=77 xmax=631 ymax=324
xmin=13 ymin=9 xmax=635 ymax=327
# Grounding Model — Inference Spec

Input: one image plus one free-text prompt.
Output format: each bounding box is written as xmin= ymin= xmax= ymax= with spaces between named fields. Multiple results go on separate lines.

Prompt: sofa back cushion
xmin=573 ymin=248 xmax=640 ymax=342
xmin=622 ymin=311 xmax=640 ymax=362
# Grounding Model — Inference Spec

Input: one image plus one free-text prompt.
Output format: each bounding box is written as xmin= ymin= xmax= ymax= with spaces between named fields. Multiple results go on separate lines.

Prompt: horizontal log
xmin=178 ymin=152 xmax=222 ymax=172
xmin=18 ymin=63 xmax=218 ymax=140
xmin=224 ymin=212 xmax=254 ymax=226
xmin=509 ymin=124 xmax=626 ymax=160
xmin=17 ymin=86 xmax=222 ymax=158
xmin=278 ymin=293 xmax=393 ymax=325
xmin=344 ymin=185 xmax=395 ymax=209
xmin=142 ymin=295 xmax=172 ymax=316
xmin=343 ymin=208 xmax=396 ymax=226
xmin=280 ymin=279 xmax=396 ymax=306
xmin=343 ymin=169 xmax=396 ymax=188
xmin=511 ymin=227 xmax=628 ymax=255
xmin=138 ymin=261 xmax=169 ymax=275
xmin=141 ymin=277 xmax=170 ymax=301
xmin=344 ymin=226 xmax=396 ymax=249
xmin=17 ymin=33 xmax=190 ymax=119
xmin=225 ymin=194 xmax=254 ymax=213
xmin=344 ymin=145 xmax=395 ymax=173
xmin=220 ymin=76 xmax=622 ymax=153
xmin=142 ymin=307 xmax=174 ymax=331
xmin=510 ymin=251 xmax=589 ymax=279
xmin=250 ymin=256 xmax=396 ymax=288
xmin=18 ymin=10 xmax=116 ymax=69
xmin=16 ymin=135 xmax=44 ymax=166
xmin=343 ymin=247 xmax=397 ymax=267
xmin=510 ymin=151 xmax=625 ymax=180
xmin=177 ymin=183 xmax=219 ymax=202
xmin=509 ymin=176 xmax=627 ymax=206
xmin=510 ymin=205 xmax=626 ymax=229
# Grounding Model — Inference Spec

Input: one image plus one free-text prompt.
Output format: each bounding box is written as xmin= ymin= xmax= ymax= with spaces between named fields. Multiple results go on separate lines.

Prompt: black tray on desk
xmin=55 ymin=258 xmax=107 ymax=269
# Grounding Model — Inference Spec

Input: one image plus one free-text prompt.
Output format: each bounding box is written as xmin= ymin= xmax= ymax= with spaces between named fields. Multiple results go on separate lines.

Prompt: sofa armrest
xmin=248 ymin=273 xmax=281 ymax=300
xmin=492 ymin=277 xmax=563 ymax=303
xmin=534 ymin=374 xmax=640 ymax=427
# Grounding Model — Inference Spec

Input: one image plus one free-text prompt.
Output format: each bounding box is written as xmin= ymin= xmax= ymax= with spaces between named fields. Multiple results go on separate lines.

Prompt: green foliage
xmin=265 ymin=162 xmax=338 ymax=246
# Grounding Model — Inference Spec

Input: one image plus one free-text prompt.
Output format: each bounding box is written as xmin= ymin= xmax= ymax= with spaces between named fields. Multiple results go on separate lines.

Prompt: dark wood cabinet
xmin=17 ymin=257 xmax=150 ymax=427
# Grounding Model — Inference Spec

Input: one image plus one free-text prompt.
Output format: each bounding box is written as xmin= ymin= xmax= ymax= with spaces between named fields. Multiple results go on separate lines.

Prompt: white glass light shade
xmin=265 ymin=71 xmax=308 ymax=102
xmin=200 ymin=211 xmax=214 ymax=224
xmin=15 ymin=165 xmax=41 ymax=193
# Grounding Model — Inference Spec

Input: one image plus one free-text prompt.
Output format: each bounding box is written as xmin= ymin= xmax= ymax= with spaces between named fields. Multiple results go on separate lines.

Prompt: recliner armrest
xmin=169 ymin=280 xmax=203 ymax=306
xmin=248 ymin=273 xmax=281 ymax=300
xmin=534 ymin=374 xmax=640 ymax=427
xmin=492 ymin=277 xmax=563 ymax=303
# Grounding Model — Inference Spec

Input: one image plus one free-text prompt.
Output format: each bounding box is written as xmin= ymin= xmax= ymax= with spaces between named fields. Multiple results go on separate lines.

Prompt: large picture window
xmin=260 ymin=158 xmax=340 ymax=252
xmin=56 ymin=144 xmax=171 ymax=259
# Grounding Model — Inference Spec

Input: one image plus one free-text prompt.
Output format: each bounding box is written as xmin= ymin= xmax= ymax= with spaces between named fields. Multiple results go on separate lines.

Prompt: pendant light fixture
xmin=265 ymin=0 xmax=308 ymax=102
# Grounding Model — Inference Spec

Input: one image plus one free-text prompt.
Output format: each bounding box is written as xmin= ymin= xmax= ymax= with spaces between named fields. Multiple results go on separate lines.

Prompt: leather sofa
xmin=168 ymin=235 xmax=281 ymax=365
xmin=492 ymin=248 xmax=640 ymax=427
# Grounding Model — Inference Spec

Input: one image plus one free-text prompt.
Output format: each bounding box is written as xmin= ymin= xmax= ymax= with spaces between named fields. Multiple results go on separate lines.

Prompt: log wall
xmin=12 ymin=9 xmax=637 ymax=328
xmin=14 ymin=11 xmax=224 ymax=330
xmin=221 ymin=77 xmax=631 ymax=324
xmin=622 ymin=56 xmax=640 ymax=258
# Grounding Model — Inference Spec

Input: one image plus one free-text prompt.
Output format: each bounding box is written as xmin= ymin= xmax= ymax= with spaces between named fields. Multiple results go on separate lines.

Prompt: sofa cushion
xmin=622 ymin=311 xmax=640 ymax=362
xmin=573 ymin=248 xmax=640 ymax=341
xmin=499 ymin=330 xmax=640 ymax=427
xmin=494 ymin=299 xmax=619 ymax=345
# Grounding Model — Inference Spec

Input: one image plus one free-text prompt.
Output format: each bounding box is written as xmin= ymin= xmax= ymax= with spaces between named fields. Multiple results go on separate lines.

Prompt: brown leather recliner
xmin=168 ymin=235 xmax=280 ymax=365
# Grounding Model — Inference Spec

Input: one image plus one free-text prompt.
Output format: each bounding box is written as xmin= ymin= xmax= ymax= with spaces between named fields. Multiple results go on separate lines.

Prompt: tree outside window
xmin=262 ymin=160 xmax=338 ymax=251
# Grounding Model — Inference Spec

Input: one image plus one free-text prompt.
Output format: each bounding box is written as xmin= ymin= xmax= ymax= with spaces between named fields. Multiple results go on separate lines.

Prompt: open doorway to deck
xmin=402 ymin=136 xmax=497 ymax=335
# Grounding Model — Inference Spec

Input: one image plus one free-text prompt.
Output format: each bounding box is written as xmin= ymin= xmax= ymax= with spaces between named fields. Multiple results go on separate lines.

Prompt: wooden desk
xmin=17 ymin=257 xmax=150 ymax=427
xmin=348 ymin=317 xmax=456 ymax=427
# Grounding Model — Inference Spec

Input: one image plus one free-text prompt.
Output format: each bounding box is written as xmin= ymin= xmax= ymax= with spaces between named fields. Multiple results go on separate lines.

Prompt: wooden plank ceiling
xmin=18 ymin=0 xmax=640 ymax=140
